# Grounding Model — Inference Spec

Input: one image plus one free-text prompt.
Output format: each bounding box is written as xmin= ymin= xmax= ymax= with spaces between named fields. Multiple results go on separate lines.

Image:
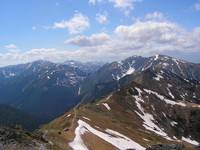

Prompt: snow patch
xmin=106 ymin=94 xmax=112 ymax=100
xmin=125 ymin=67 xmax=135 ymax=76
xmin=102 ymin=103 xmax=111 ymax=111
xmin=144 ymin=89 xmax=186 ymax=107
xmin=67 ymin=114 xmax=71 ymax=117
xmin=78 ymin=87 xmax=81 ymax=95
xmin=133 ymin=88 xmax=172 ymax=140
xmin=70 ymin=120 xmax=145 ymax=150
xmin=170 ymin=121 xmax=178 ymax=127
xmin=167 ymin=88 xmax=175 ymax=99
xmin=154 ymin=54 xmax=159 ymax=61
xmin=69 ymin=120 xmax=89 ymax=150
xmin=143 ymin=138 xmax=150 ymax=142
xmin=153 ymin=74 xmax=164 ymax=81
xmin=182 ymin=137 xmax=199 ymax=146
xmin=9 ymin=73 xmax=15 ymax=77
xmin=162 ymin=63 xmax=169 ymax=67
xmin=82 ymin=117 xmax=91 ymax=121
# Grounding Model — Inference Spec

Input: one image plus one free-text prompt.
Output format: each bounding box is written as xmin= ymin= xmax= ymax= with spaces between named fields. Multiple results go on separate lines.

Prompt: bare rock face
xmin=146 ymin=144 xmax=184 ymax=150
xmin=0 ymin=126 xmax=49 ymax=150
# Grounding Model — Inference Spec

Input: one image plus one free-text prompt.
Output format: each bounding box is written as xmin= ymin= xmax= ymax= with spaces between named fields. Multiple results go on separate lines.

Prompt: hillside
xmin=0 ymin=104 xmax=41 ymax=130
xmin=42 ymin=80 xmax=200 ymax=149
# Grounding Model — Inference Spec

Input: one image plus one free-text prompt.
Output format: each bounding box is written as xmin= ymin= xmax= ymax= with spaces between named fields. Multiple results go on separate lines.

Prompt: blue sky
xmin=0 ymin=0 xmax=200 ymax=66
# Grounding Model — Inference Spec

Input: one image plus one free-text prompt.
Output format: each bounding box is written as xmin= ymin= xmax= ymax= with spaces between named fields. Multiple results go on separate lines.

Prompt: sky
xmin=0 ymin=0 xmax=200 ymax=66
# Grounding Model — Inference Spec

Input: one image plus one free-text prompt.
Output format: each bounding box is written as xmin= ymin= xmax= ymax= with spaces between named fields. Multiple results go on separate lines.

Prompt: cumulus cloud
xmin=114 ymin=20 xmax=200 ymax=53
xmin=52 ymin=12 xmax=90 ymax=34
xmin=1 ymin=14 xmax=200 ymax=67
xmin=64 ymin=18 xmax=200 ymax=59
xmin=195 ymin=0 xmax=200 ymax=11
xmin=96 ymin=12 xmax=109 ymax=24
xmin=64 ymin=33 xmax=110 ymax=47
xmin=115 ymin=21 xmax=179 ymax=43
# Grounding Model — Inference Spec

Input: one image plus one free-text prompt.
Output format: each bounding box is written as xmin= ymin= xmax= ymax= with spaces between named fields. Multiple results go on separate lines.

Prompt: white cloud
xmin=195 ymin=0 xmax=200 ymax=11
xmin=115 ymin=21 xmax=179 ymax=43
xmin=109 ymin=0 xmax=142 ymax=15
xmin=89 ymin=0 xmax=141 ymax=15
xmin=88 ymin=0 xmax=102 ymax=5
xmin=52 ymin=12 xmax=90 ymax=34
xmin=65 ymin=33 xmax=110 ymax=47
xmin=145 ymin=12 xmax=165 ymax=21
xmin=5 ymin=44 xmax=18 ymax=49
xmin=96 ymin=12 xmax=109 ymax=24
xmin=1 ymin=14 xmax=200 ymax=67
xmin=109 ymin=0 xmax=134 ymax=9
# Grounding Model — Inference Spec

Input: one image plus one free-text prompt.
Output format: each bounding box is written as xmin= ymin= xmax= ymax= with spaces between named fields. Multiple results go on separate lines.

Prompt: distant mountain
xmin=0 ymin=60 xmax=96 ymax=122
xmin=80 ymin=55 xmax=200 ymax=103
xmin=0 ymin=104 xmax=40 ymax=130
xmin=64 ymin=60 xmax=104 ymax=74
xmin=0 ymin=55 xmax=199 ymax=126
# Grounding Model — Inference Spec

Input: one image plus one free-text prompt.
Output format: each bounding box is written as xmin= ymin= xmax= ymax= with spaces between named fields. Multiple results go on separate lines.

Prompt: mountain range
xmin=0 ymin=54 xmax=200 ymax=150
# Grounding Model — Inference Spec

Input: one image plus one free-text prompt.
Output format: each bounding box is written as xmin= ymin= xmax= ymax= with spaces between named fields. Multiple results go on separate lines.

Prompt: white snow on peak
xmin=142 ymin=61 xmax=153 ymax=71
xmin=167 ymin=88 xmax=175 ymax=99
xmin=167 ymin=84 xmax=172 ymax=87
xmin=102 ymin=103 xmax=111 ymax=111
xmin=125 ymin=67 xmax=135 ymax=75
xmin=173 ymin=58 xmax=184 ymax=75
xmin=154 ymin=54 xmax=159 ymax=61
xmin=133 ymin=88 xmax=172 ymax=141
xmin=144 ymin=89 xmax=186 ymax=107
xmin=112 ymin=61 xmax=135 ymax=81
xmin=153 ymin=74 xmax=164 ymax=81
xmin=162 ymin=63 xmax=169 ymax=67
xmin=135 ymin=87 xmax=143 ymax=97
xmin=182 ymin=137 xmax=199 ymax=146
xmin=170 ymin=121 xmax=178 ymax=127
xmin=9 ymin=73 xmax=15 ymax=77
xmin=69 ymin=120 xmax=145 ymax=150
xmin=119 ymin=66 xmax=135 ymax=80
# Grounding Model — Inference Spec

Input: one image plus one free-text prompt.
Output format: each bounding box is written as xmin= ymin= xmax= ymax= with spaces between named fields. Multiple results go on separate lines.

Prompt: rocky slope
xmin=42 ymin=78 xmax=200 ymax=149
xmin=0 ymin=126 xmax=50 ymax=150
